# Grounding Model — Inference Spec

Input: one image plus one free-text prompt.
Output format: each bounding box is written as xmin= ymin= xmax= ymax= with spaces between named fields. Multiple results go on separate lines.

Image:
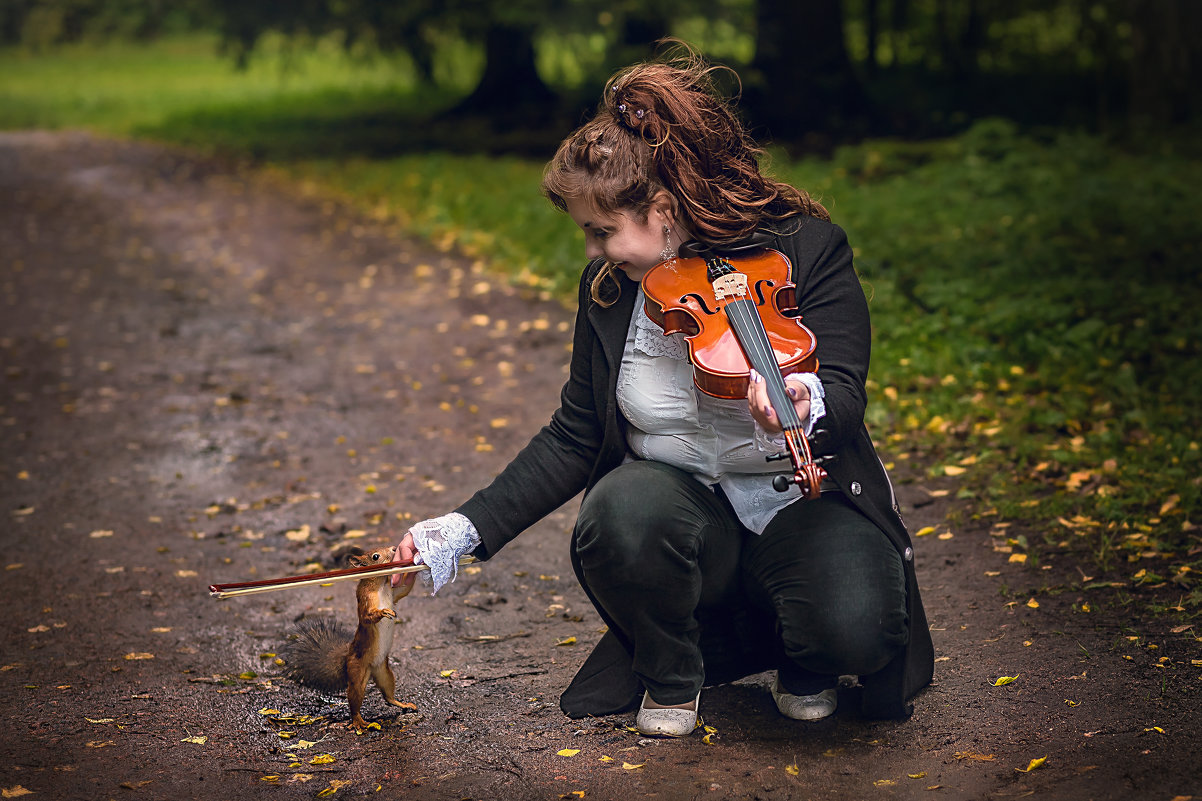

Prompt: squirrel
xmin=284 ymin=545 xmax=416 ymax=729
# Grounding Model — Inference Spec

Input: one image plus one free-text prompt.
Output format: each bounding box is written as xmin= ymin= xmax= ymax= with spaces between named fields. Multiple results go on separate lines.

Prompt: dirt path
xmin=1 ymin=132 xmax=1197 ymax=801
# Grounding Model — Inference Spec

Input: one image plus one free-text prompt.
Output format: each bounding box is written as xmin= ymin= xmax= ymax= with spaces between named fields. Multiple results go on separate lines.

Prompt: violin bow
xmin=209 ymin=556 xmax=478 ymax=599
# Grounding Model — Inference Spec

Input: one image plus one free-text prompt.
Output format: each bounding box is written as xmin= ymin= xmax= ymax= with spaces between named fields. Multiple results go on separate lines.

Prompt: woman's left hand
xmin=747 ymin=369 xmax=810 ymax=434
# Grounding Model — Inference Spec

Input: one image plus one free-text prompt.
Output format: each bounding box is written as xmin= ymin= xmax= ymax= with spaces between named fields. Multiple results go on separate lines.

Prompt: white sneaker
xmin=635 ymin=690 xmax=701 ymax=737
xmin=771 ymin=675 xmax=837 ymax=721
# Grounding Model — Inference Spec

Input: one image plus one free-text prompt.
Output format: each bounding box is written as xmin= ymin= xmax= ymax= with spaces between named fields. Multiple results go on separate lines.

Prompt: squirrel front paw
xmin=366 ymin=608 xmax=396 ymax=623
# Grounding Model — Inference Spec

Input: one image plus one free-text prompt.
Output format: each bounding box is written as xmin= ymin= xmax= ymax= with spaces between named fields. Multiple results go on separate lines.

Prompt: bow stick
xmin=209 ymin=556 xmax=478 ymax=599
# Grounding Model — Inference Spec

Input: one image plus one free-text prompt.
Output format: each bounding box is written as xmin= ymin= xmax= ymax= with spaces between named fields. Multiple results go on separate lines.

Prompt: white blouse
xmin=616 ymin=289 xmax=826 ymax=534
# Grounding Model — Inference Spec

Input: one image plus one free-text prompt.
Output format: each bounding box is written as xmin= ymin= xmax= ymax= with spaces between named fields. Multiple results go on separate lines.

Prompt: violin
xmin=641 ymin=247 xmax=829 ymax=498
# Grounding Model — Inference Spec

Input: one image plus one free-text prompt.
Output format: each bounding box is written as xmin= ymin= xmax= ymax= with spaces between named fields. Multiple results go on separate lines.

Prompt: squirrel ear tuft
xmin=344 ymin=545 xmax=366 ymax=566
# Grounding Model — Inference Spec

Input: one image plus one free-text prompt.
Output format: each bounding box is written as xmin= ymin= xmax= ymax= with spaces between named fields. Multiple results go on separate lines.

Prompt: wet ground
xmin=1 ymin=131 xmax=1198 ymax=801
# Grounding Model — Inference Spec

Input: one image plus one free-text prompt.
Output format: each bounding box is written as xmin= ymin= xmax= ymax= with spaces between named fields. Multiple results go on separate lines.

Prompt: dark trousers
xmin=574 ymin=460 xmax=909 ymax=705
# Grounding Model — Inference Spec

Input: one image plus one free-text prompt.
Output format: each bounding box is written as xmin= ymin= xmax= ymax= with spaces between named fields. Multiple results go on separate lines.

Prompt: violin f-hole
xmin=680 ymin=293 xmax=718 ymax=316
xmin=753 ymin=278 xmax=776 ymax=306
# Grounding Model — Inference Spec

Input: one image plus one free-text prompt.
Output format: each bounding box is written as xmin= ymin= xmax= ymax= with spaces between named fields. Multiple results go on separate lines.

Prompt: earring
xmin=659 ymin=224 xmax=676 ymax=261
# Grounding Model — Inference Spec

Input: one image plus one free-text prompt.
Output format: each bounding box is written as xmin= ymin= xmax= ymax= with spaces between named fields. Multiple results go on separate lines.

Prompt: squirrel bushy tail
xmin=284 ymin=618 xmax=353 ymax=694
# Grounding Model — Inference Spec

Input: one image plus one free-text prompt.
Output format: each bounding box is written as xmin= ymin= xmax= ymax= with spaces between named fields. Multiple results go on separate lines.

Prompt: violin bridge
xmin=711 ymin=272 xmax=749 ymax=301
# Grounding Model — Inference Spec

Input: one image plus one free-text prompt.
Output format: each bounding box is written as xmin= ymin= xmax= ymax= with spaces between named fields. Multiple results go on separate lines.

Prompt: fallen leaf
xmin=557 ymin=749 xmax=580 ymax=757
xmin=309 ymin=754 xmax=335 ymax=765
xmin=915 ymin=526 xmax=936 ymax=537
xmin=556 ymin=637 xmax=577 ymax=646
xmin=124 ymin=652 xmax=155 ymax=661
xmin=908 ymin=772 xmax=927 ymax=779
xmin=942 ymin=465 xmax=966 ymax=476
xmin=874 ymin=779 xmax=896 ymax=787
xmin=953 ymin=752 xmax=995 ymax=762
xmin=89 ymin=529 xmax=113 ymax=538
xmin=1015 ymin=756 xmax=1047 ymax=773
xmin=2 ymin=786 xmax=33 ymax=798
xmin=993 ymin=675 xmax=1019 ymax=686
xmin=1026 ymin=598 xmax=1039 ymax=609
xmin=785 ymin=763 xmax=800 ymax=776
xmin=621 ymin=762 xmax=644 ymax=770
xmin=180 ymin=736 xmax=207 ymax=745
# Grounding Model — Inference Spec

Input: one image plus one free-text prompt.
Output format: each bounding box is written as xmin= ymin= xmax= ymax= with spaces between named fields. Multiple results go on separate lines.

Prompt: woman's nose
xmin=584 ymin=240 xmax=602 ymax=260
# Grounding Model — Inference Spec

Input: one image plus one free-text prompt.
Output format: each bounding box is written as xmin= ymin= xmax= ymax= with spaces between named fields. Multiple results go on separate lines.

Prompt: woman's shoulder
xmin=767 ymin=214 xmax=846 ymax=248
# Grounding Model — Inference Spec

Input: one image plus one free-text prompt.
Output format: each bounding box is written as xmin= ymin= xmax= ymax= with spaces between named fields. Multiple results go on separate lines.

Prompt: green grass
xmin=3 ymin=36 xmax=1200 ymax=603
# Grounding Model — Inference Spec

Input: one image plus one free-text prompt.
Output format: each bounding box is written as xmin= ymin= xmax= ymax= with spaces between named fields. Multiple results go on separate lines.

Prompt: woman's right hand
xmin=390 ymin=530 xmax=419 ymax=588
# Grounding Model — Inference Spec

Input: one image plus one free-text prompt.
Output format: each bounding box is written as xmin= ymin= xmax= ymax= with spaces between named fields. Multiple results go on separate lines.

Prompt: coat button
xmin=850 ymin=481 xmax=862 ymax=496
xmin=904 ymin=547 xmax=914 ymax=562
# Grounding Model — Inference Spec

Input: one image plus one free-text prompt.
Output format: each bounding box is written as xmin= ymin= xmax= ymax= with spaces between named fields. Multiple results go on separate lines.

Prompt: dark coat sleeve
xmin=775 ymin=219 xmax=870 ymax=454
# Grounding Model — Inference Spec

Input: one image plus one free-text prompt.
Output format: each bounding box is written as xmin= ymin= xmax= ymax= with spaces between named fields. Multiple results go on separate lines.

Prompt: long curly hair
xmin=542 ymin=41 xmax=829 ymax=304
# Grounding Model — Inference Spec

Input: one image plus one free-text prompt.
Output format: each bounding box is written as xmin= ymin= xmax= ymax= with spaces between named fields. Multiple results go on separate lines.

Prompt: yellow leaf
xmin=1015 ymin=756 xmax=1047 ymax=773
xmin=309 ymin=754 xmax=335 ymax=765
xmin=993 ymin=675 xmax=1019 ymax=686
xmin=1065 ymin=700 xmax=1079 ymax=707
xmin=181 ymin=736 xmax=207 ymax=744
xmin=785 ymin=763 xmax=800 ymax=776
xmin=124 ymin=652 xmax=154 ymax=660
xmin=260 ymin=775 xmax=280 ymax=783
xmin=874 ymin=779 xmax=896 ymax=787
xmin=557 ymin=749 xmax=580 ymax=757
xmin=556 ymin=637 xmax=577 ymax=646
xmin=1026 ymin=598 xmax=1039 ymax=609
xmin=942 ymin=465 xmax=967 ymax=476
xmin=1008 ymin=553 xmax=1028 ymax=564
xmin=937 ymin=532 xmax=954 ymax=540
xmin=259 ymin=708 xmax=281 ymax=715
xmin=2 ymin=786 xmax=34 ymax=798
xmin=701 ymin=733 xmax=715 ymax=745
xmin=622 ymin=762 xmax=644 ymax=770
xmin=915 ymin=526 xmax=936 ymax=537
xmin=89 ymin=529 xmax=113 ymax=538
xmin=908 ymin=772 xmax=927 ymax=779
xmin=439 ymin=669 xmax=456 ymax=678
xmin=86 ymin=718 xmax=115 ymax=724
xmin=599 ymin=756 xmax=614 ymax=763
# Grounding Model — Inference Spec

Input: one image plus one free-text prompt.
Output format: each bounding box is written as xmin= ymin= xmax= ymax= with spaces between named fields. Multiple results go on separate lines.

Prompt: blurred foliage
xmin=2 ymin=0 xmax=1198 ymax=138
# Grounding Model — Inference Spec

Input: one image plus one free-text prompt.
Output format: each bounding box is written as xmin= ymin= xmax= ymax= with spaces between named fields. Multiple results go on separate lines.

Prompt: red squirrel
xmin=284 ymin=546 xmax=415 ymax=729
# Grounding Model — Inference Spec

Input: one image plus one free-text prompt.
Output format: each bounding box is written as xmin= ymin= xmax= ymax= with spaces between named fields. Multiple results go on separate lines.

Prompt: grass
xmin=3 ymin=35 xmax=1200 ymax=606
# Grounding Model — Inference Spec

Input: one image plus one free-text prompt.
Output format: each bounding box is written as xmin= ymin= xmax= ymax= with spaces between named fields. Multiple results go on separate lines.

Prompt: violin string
xmin=723 ymin=297 xmax=804 ymax=436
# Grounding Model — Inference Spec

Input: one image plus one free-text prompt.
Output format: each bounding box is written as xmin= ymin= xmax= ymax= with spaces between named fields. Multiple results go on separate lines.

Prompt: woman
xmin=393 ymin=43 xmax=933 ymax=736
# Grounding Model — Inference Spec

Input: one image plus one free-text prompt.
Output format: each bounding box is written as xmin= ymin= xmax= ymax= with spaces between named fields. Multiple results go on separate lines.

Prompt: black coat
xmin=457 ymin=215 xmax=934 ymax=718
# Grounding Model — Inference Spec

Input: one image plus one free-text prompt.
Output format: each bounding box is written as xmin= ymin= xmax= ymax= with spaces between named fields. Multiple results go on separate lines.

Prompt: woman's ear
xmin=649 ymin=190 xmax=677 ymax=226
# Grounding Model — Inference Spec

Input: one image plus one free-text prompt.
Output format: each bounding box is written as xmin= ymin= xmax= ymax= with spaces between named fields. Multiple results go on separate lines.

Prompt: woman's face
xmin=564 ymin=196 xmax=672 ymax=283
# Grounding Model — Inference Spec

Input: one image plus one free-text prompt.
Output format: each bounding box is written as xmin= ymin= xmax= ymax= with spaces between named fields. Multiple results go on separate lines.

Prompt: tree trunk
xmin=1126 ymin=0 xmax=1200 ymax=129
xmin=747 ymin=0 xmax=870 ymax=142
xmin=452 ymin=22 xmax=559 ymax=124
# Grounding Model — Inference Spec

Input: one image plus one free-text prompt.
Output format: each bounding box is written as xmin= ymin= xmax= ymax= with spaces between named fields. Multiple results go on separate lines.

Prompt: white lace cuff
xmin=410 ymin=512 xmax=481 ymax=595
xmin=753 ymin=372 xmax=827 ymax=452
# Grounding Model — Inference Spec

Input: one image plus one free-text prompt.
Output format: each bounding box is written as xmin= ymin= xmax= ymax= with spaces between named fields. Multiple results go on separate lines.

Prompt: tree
xmin=746 ymin=0 xmax=870 ymax=143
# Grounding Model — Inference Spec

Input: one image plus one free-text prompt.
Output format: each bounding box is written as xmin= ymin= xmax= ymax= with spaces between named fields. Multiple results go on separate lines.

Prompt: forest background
xmin=2 ymin=0 xmax=1200 ymax=622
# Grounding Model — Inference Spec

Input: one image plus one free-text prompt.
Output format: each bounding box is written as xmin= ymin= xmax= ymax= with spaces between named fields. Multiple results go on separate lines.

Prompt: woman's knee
xmin=576 ymin=462 xmax=702 ymax=570
xmin=776 ymin=596 xmax=908 ymax=676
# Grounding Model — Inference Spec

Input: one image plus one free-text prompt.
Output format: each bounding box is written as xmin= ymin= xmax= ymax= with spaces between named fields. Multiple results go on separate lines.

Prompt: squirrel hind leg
xmin=371 ymin=662 xmax=406 ymax=707
xmin=346 ymin=658 xmax=371 ymax=729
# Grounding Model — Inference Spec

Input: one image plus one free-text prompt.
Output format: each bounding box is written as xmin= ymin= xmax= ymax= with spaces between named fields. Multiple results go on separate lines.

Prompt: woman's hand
xmin=747 ymin=369 xmax=811 ymax=434
xmin=390 ymin=530 xmax=419 ymax=592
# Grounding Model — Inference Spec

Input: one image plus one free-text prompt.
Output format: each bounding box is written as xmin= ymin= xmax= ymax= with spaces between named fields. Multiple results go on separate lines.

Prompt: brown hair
xmin=542 ymin=41 xmax=829 ymax=304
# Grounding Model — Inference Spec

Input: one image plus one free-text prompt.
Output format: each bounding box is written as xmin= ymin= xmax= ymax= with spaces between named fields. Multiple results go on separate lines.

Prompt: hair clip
xmin=635 ymin=109 xmax=645 ymax=119
xmin=618 ymin=103 xmax=626 ymax=113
